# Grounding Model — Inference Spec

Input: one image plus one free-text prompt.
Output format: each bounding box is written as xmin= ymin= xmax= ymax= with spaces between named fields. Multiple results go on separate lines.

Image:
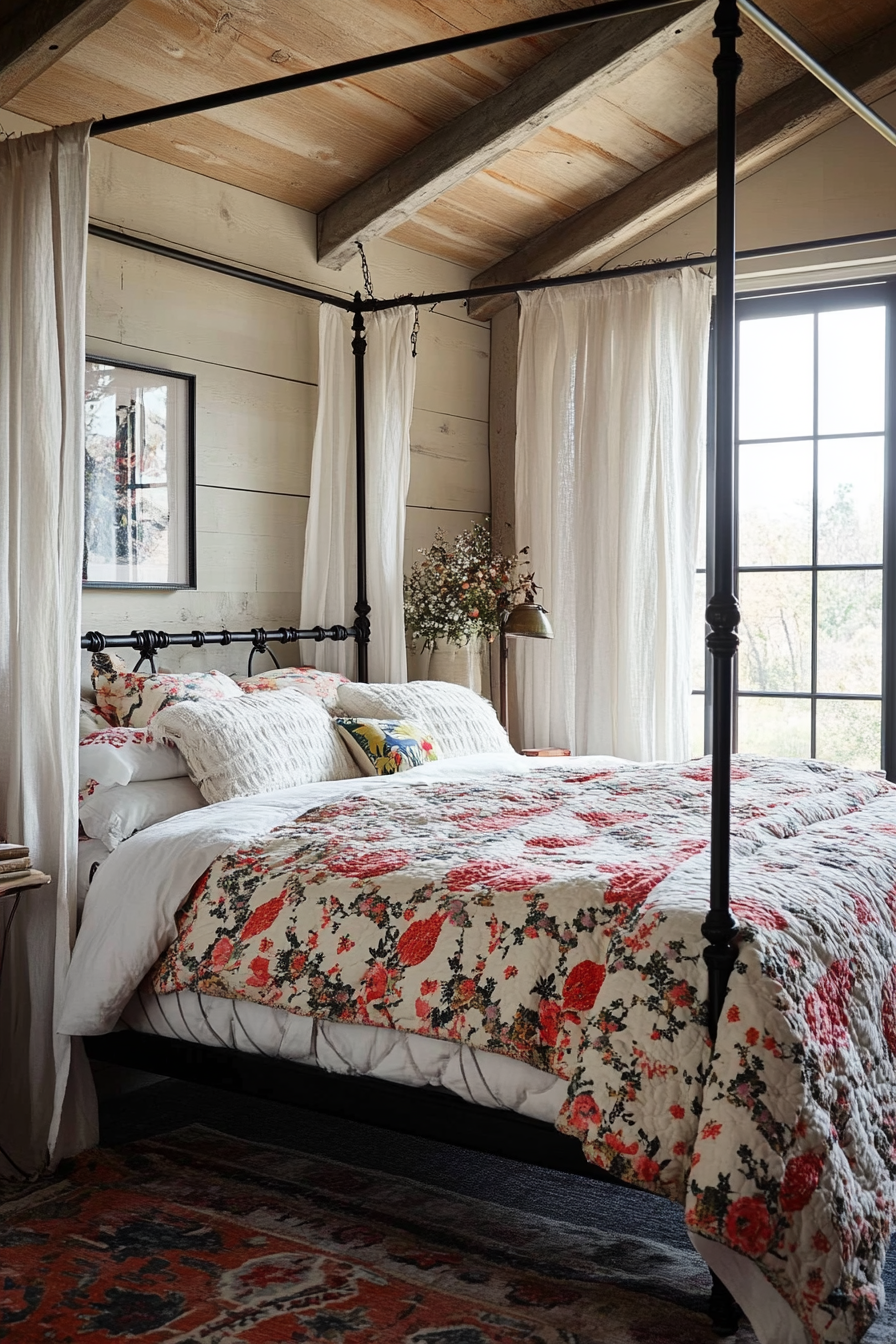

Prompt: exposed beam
xmin=0 ymin=0 xmax=131 ymax=105
xmin=317 ymin=0 xmax=712 ymax=270
xmin=468 ymin=20 xmax=896 ymax=320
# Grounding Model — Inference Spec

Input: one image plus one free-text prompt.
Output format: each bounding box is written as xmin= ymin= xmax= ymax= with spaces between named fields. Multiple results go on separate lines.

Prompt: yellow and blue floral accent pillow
xmin=334 ymin=717 xmax=440 ymax=776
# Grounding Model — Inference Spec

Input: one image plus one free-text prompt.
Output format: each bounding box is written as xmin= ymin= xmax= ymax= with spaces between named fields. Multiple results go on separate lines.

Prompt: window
xmin=692 ymin=281 xmax=894 ymax=775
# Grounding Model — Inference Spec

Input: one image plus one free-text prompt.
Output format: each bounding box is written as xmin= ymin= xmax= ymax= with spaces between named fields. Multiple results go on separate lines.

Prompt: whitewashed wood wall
xmin=3 ymin=111 xmax=490 ymax=681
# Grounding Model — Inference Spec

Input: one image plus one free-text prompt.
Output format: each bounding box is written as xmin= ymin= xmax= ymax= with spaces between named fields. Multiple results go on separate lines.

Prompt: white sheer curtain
xmin=515 ymin=269 xmax=713 ymax=760
xmin=300 ymin=305 xmax=416 ymax=681
xmin=0 ymin=124 xmax=97 ymax=1174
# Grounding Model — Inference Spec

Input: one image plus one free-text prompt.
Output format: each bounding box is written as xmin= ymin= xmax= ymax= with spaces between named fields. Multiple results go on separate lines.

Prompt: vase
xmin=424 ymin=638 xmax=482 ymax=694
xmin=405 ymin=639 xmax=431 ymax=682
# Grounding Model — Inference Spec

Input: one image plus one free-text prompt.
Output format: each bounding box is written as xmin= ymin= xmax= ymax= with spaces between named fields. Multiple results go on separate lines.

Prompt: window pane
xmin=815 ymin=699 xmax=881 ymax=771
xmin=738 ymin=571 xmax=812 ymax=691
xmin=816 ymin=569 xmax=882 ymax=694
xmin=817 ymin=437 xmax=884 ymax=565
xmin=690 ymin=694 xmax=705 ymax=759
xmin=738 ymin=696 xmax=811 ymax=758
xmin=692 ymin=576 xmax=707 ymax=692
xmin=818 ymin=306 xmax=885 ymax=436
xmin=739 ymin=314 xmax=814 ymax=440
xmin=739 ymin=441 xmax=812 ymax=566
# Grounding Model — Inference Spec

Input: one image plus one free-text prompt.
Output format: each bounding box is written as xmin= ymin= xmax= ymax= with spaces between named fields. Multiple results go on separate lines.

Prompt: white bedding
xmin=64 ymin=752 xmax=809 ymax=1344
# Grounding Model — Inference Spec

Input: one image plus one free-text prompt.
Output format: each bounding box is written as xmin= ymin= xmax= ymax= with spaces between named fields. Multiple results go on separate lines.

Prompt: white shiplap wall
xmin=2 ymin=111 xmax=490 ymax=679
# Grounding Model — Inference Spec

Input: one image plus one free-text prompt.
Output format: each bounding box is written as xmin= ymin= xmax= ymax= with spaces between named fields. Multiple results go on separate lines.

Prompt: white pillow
xmin=335 ymin=681 xmax=515 ymax=760
xmin=79 ymin=726 xmax=188 ymax=788
xmin=79 ymin=778 xmax=206 ymax=851
xmin=153 ymin=688 xmax=361 ymax=804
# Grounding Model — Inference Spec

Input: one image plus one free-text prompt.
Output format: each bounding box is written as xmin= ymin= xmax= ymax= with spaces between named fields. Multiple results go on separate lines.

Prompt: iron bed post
xmin=352 ymin=295 xmax=371 ymax=683
xmin=703 ymin=0 xmax=741 ymax=1044
xmin=701 ymin=10 xmax=744 ymax=1332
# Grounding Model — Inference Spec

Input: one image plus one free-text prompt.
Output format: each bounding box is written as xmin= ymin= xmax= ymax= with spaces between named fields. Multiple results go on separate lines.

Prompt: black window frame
xmin=696 ymin=276 xmax=896 ymax=781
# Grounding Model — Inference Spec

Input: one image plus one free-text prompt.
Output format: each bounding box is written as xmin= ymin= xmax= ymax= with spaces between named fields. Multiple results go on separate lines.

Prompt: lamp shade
xmin=504 ymin=592 xmax=553 ymax=639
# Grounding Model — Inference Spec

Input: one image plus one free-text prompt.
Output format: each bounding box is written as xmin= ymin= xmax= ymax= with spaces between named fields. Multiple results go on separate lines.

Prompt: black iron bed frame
xmin=76 ymin=2 xmax=896 ymax=1332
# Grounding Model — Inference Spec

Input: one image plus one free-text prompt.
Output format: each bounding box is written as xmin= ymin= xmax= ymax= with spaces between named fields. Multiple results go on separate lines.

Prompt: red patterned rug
xmin=0 ymin=1125 xmax=758 ymax=1343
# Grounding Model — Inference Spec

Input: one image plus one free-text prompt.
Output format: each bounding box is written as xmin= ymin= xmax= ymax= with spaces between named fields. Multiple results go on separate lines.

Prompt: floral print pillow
xmin=335 ymin=717 xmax=440 ymax=776
xmin=235 ymin=666 xmax=350 ymax=711
xmin=79 ymin=697 xmax=114 ymax=739
xmin=91 ymin=653 xmax=243 ymax=728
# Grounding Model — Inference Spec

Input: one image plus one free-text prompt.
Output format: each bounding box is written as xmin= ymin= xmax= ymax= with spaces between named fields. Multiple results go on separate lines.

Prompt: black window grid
xmin=693 ymin=277 xmax=896 ymax=780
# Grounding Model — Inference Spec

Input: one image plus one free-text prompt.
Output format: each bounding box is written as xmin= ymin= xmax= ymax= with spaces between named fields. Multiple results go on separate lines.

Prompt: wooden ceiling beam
xmin=0 ymin=0 xmax=131 ymax=106
xmin=316 ymin=0 xmax=713 ymax=271
xmin=467 ymin=19 xmax=896 ymax=320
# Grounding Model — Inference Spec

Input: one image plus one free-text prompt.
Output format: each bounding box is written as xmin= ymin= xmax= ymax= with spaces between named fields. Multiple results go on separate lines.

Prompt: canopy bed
xmin=52 ymin=3 xmax=896 ymax=1342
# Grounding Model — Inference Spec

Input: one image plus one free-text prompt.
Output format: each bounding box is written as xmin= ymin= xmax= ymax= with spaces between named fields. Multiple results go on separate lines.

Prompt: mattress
xmin=122 ymin=984 xmax=566 ymax=1122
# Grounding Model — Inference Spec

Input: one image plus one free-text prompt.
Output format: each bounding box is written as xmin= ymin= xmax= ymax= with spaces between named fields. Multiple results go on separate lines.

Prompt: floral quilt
xmin=149 ymin=755 xmax=896 ymax=1342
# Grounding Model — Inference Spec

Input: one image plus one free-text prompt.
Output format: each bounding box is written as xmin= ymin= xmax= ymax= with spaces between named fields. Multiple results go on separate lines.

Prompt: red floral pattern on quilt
xmin=149 ymin=756 xmax=896 ymax=1342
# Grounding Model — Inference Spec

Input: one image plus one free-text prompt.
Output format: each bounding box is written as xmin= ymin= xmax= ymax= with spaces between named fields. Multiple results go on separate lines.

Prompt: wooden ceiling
xmin=5 ymin=0 xmax=896 ymax=311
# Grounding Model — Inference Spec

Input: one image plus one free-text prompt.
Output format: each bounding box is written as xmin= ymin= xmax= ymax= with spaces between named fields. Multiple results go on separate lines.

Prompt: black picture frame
xmin=83 ymin=354 xmax=196 ymax=590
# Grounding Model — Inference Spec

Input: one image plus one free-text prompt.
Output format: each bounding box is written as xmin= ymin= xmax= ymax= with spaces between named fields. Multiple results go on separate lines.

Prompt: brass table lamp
xmin=499 ymin=587 xmax=553 ymax=731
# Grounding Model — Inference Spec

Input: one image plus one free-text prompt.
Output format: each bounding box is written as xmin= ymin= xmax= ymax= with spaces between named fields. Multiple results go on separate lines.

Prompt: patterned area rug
xmin=0 ymin=1124 xmax=762 ymax=1344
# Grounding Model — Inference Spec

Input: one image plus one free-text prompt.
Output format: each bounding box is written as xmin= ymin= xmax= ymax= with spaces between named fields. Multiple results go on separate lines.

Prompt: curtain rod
xmin=86 ymin=224 xmax=356 ymax=311
xmin=88 ymin=222 xmax=896 ymax=315
xmin=362 ymin=226 xmax=896 ymax=310
xmin=86 ymin=0 xmax=688 ymax=138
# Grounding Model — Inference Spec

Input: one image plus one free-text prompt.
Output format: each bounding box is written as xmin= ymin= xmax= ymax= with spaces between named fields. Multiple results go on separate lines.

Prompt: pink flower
xmin=397 ymin=912 xmax=445 ymax=967
xmin=732 ymin=896 xmax=788 ymax=931
xmin=245 ymin=956 xmax=270 ymax=988
xmin=562 ymin=961 xmax=605 ymax=1011
xmin=242 ymin=893 xmax=286 ymax=940
xmin=634 ymin=1154 xmax=660 ymax=1183
xmin=210 ymin=937 xmax=233 ymax=970
xmin=539 ymin=998 xmax=561 ymax=1047
xmin=445 ymin=860 xmax=552 ymax=892
xmin=724 ymin=1197 xmax=774 ymax=1257
xmin=565 ymin=1093 xmax=602 ymax=1133
xmin=780 ymin=1152 xmax=824 ymax=1214
xmin=806 ymin=959 xmax=853 ymax=1049
xmin=329 ymin=849 xmax=411 ymax=880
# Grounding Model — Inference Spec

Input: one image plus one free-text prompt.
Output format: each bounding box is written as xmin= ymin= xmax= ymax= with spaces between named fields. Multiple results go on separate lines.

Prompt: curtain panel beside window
xmin=300 ymin=305 xmax=416 ymax=682
xmin=0 ymin=123 xmax=98 ymax=1175
xmin=514 ymin=269 xmax=713 ymax=761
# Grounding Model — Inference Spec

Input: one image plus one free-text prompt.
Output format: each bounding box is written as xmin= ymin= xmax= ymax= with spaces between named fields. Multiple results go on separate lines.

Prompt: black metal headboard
xmin=80 ymin=623 xmax=364 ymax=678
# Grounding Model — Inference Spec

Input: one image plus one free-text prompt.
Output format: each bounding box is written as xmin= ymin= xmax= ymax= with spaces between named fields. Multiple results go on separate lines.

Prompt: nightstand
xmin=521 ymin=748 xmax=571 ymax=757
xmin=1 ymin=871 xmax=51 ymax=954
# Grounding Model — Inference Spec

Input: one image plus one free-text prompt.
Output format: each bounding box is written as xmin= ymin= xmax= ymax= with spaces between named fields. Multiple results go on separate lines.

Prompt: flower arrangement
xmin=404 ymin=521 xmax=533 ymax=648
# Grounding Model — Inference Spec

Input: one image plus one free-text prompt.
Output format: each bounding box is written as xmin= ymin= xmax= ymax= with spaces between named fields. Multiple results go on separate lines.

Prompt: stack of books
xmin=0 ymin=843 xmax=38 ymax=891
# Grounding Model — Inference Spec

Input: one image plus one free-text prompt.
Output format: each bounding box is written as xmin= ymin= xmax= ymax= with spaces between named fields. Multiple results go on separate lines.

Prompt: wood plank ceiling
xmin=5 ymin=0 xmax=896 ymax=312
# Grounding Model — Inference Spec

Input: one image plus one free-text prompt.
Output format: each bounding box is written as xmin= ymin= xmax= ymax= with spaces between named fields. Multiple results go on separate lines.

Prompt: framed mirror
xmin=83 ymin=356 xmax=196 ymax=589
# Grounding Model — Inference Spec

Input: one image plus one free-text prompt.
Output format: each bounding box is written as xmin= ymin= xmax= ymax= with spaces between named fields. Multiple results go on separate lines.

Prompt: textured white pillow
xmin=335 ymin=681 xmax=515 ymax=759
xmin=153 ymin=689 xmax=361 ymax=803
